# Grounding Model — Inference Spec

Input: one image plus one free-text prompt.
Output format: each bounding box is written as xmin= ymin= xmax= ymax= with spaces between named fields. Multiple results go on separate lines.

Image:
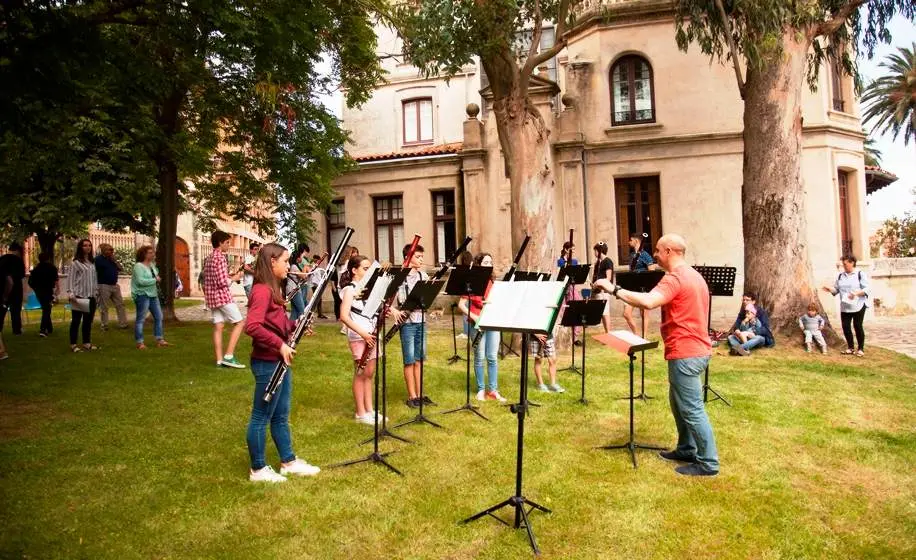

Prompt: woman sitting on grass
xmin=244 ymin=242 xmax=320 ymax=483
xmin=131 ymin=246 xmax=169 ymax=349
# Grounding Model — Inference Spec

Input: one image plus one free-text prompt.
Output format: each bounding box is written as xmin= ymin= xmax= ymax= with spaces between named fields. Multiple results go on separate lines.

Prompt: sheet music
xmin=477 ymin=280 xmax=567 ymax=333
xmin=353 ymin=261 xmax=380 ymax=293
xmin=363 ymin=275 xmax=392 ymax=317
xmin=609 ymin=329 xmax=649 ymax=346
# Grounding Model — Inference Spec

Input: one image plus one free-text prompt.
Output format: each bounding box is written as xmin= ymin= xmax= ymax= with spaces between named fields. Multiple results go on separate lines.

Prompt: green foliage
xmin=861 ymin=42 xmax=916 ymax=145
xmin=673 ymin=0 xmax=915 ymax=88
xmin=864 ymin=132 xmax=884 ymax=166
xmin=871 ymin=194 xmax=916 ymax=257
xmin=112 ymin=247 xmax=136 ymax=274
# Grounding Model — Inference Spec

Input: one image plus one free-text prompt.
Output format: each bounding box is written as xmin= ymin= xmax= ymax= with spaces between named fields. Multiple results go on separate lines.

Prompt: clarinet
xmin=263 ymin=228 xmax=354 ymax=403
xmin=355 ymin=234 xmax=422 ymax=373
xmin=472 ymin=235 xmax=531 ymax=348
xmin=382 ymin=236 xmax=472 ymax=344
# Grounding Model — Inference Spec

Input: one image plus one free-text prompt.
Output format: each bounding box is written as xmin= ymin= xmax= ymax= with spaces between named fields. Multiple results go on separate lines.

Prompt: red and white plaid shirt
xmin=203 ymin=249 xmax=233 ymax=309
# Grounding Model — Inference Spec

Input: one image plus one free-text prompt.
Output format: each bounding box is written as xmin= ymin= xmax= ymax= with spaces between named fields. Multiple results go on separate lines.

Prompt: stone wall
xmin=868 ymin=258 xmax=916 ymax=315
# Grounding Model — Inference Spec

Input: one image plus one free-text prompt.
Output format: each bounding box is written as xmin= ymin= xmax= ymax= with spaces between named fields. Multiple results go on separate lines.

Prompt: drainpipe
xmin=581 ymin=146 xmax=590 ymax=261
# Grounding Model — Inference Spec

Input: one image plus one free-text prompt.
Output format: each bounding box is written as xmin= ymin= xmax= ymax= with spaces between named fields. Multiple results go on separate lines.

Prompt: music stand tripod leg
xmin=447 ymin=303 xmax=464 ymax=364
xmin=599 ymin=354 xmax=664 ymax=468
xmin=702 ymin=292 xmax=731 ymax=407
xmin=393 ymin=307 xmax=444 ymax=429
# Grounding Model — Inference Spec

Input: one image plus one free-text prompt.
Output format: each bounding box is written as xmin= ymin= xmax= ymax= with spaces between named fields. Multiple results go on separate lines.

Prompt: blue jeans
xmin=668 ymin=356 xmax=719 ymax=472
xmin=289 ymin=290 xmax=305 ymax=322
xmin=134 ymin=295 xmax=163 ymax=343
xmin=727 ymin=334 xmax=765 ymax=352
xmin=246 ymin=358 xmax=296 ymax=470
xmin=400 ymin=322 xmax=426 ymax=365
xmin=474 ymin=329 xmax=500 ymax=392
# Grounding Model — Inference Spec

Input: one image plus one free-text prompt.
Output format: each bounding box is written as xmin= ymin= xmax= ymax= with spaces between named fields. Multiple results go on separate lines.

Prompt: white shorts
xmin=211 ymin=303 xmax=243 ymax=324
xmin=593 ymin=293 xmax=611 ymax=315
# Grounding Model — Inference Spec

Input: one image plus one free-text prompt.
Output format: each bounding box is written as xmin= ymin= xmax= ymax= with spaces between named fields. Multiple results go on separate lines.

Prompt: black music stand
xmin=560 ymin=300 xmax=605 ymax=404
xmin=593 ymin=331 xmax=665 ymax=468
xmin=442 ymin=265 xmax=492 ymax=421
xmin=330 ymin=310 xmax=403 ymax=475
xmin=557 ymin=264 xmax=592 ymax=374
xmin=462 ymin=278 xmax=567 ymax=555
xmin=392 ymin=280 xmax=447 ymax=431
xmin=614 ymin=270 xmax=665 ymax=401
xmin=694 ymin=266 xmax=735 ymax=407
xmin=446 ymin=302 xmax=465 ymax=364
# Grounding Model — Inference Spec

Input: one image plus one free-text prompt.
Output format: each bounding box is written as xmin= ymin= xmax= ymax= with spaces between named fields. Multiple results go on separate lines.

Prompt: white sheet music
xmin=353 ymin=261 xmax=381 ymax=293
xmin=362 ymin=275 xmax=392 ymax=317
xmin=477 ymin=281 xmax=567 ymax=333
xmin=609 ymin=329 xmax=649 ymax=346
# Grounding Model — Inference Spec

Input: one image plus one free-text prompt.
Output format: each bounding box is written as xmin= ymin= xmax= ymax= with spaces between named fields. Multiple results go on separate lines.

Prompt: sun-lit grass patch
xmin=1 ymin=320 xmax=914 ymax=558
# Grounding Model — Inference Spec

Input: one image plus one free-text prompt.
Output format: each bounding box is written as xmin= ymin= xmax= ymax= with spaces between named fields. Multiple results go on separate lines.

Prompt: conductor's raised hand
xmin=593 ymin=278 xmax=614 ymax=293
xmin=280 ymin=343 xmax=296 ymax=365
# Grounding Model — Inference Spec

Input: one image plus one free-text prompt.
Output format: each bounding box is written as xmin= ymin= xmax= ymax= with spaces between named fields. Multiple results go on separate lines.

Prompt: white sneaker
xmin=486 ymin=390 xmax=508 ymax=403
xmin=355 ymin=413 xmax=375 ymax=425
xmin=249 ymin=466 xmax=287 ymax=483
xmin=475 ymin=389 xmax=487 ymax=401
xmin=549 ymin=383 xmax=565 ymax=393
xmin=280 ymin=459 xmax=320 ymax=477
xmin=363 ymin=411 xmax=388 ymax=423
xmin=456 ymin=333 xmax=468 ymax=340
xmin=537 ymin=383 xmax=550 ymax=392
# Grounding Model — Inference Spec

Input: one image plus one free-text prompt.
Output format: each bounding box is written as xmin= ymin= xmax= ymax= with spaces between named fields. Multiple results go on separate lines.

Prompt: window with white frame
xmin=374 ymin=196 xmax=405 ymax=264
xmin=402 ymin=98 xmax=433 ymax=145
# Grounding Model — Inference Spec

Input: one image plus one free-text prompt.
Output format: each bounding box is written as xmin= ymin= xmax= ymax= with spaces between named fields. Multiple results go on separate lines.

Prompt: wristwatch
xmin=612 ymin=284 xmax=621 ymax=298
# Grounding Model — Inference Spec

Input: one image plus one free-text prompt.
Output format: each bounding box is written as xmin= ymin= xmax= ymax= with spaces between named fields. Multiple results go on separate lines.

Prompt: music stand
xmin=557 ymin=264 xmax=592 ymax=374
xmin=462 ymin=280 xmax=566 ymax=555
xmin=330 ymin=302 xmax=404 ymax=475
xmin=446 ymin=302 xmax=465 ymax=364
xmin=614 ymin=270 xmax=665 ymax=401
xmin=593 ymin=330 xmax=664 ymax=468
xmin=442 ymin=265 xmax=492 ymax=421
xmin=694 ymin=266 xmax=735 ymax=407
xmin=560 ymin=300 xmax=605 ymax=404
xmin=392 ymin=280 xmax=447 ymax=431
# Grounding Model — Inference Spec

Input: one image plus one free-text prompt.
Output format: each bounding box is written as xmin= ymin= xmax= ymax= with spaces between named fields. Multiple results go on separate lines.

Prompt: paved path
xmin=863 ymin=314 xmax=916 ymax=359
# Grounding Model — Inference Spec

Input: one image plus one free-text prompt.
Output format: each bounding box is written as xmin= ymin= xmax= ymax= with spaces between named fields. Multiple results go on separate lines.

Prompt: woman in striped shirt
xmin=68 ymin=238 xmax=99 ymax=352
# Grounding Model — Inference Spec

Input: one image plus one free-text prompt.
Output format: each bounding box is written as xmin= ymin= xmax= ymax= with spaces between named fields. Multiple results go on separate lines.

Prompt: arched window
xmin=610 ymin=56 xmax=655 ymax=125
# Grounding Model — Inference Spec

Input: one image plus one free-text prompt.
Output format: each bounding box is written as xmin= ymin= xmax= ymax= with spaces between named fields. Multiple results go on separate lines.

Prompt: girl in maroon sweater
xmin=244 ymin=243 xmax=320 ymax=483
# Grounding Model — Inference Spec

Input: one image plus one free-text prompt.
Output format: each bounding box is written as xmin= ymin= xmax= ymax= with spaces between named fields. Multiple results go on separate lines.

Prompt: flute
xmin=263 ymin=229 xmax=354 ymax=403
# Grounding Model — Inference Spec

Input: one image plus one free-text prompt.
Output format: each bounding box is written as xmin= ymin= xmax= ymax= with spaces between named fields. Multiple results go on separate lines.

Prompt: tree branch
xmin=714 ymin=0 xmax=746 ymax=99
xmin=815 ymin=0 xmax=870 ymax=37
xmin=520 ymin=0 xmax=570 ymax=81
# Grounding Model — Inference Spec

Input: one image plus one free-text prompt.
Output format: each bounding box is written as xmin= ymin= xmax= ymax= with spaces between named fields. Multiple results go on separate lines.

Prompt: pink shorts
xmin=348 ymin=338 xmax=382 ymax=362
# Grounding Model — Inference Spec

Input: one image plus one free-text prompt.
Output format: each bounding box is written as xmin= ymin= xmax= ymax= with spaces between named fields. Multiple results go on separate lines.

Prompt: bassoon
xmin=355 ymin=234 xmax=422 ymax=373
xmin=472 ymin=234 xmax=531 ymax=348
xmin=285 ymin=252 xmax=328 ymax=303
xmin=263 ymin=228 xmax=354 ymax=403
xmin=382 ymin=236 xmax=472 ymax=344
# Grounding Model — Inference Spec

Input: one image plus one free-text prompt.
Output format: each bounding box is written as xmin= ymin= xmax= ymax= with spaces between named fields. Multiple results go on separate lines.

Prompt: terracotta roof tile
xmin=352 ymin=142 xmax=463 ymax=162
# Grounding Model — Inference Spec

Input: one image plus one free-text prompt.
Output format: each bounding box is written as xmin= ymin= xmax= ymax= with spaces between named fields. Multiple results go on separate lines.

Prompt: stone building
xmin=312 ymin=1 xmax=878 ymax=320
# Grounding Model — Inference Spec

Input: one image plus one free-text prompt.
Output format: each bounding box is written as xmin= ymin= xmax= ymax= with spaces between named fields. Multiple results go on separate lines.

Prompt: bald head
xmin=654 ymin=233 xmax=688 ymax=271
xmin=658 ymin=234 xmax=687 ymax=254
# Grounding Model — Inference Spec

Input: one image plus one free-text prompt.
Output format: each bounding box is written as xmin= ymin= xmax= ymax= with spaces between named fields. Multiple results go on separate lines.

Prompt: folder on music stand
xmin=557 ymin=264 xmax=591 ymax=285
xmin=560 ymin=300 xmax=605 ymax=404
xmin=591 ymin=330 xmax=663 ymax=468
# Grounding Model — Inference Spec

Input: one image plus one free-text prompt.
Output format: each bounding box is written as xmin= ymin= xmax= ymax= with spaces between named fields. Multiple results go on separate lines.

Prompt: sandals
xmin=156 ymin=340 xmax=170 ymax=347
xmin=841 ymin=348 xmax=855 ymax=355
xmin=137 ymin=343 xmax=148 ymax=350
xmin=71 ymin=345 xmax=82 ymax=353
xmin=855 ymin=350 xmax=865 ymax=357
xmin=83 ymin=344 xmax=99 ymax=351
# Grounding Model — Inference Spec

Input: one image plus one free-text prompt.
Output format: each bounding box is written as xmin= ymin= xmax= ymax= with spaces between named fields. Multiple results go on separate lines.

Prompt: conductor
xmin=593 ymin=234 xmax=719 ymax=477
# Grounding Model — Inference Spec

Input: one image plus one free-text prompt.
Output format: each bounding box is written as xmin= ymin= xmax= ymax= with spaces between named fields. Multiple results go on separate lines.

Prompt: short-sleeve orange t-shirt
xmin=651 ymin=265 xmax=711 ymax=360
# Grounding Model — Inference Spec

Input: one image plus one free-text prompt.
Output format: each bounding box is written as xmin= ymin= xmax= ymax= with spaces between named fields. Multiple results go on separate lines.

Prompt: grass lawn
xmin=1 ymin=319 xmax=915 ymax=559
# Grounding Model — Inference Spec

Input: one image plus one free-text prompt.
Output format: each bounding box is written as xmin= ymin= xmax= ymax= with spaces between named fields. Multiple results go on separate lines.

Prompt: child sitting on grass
xmin=798 ymin=303 xmax=827 ymax=354
xmin=728 ymin=304 xmax=762 ymax=356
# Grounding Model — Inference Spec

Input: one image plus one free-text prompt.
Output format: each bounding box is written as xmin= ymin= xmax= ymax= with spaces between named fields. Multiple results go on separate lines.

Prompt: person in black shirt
xmin=591 ymin=241 xmax=615 ymax=333
xmin=28 ymin=252 xmax=59 ymax=336
xmin=0 ymin=242 xmax=26 ymax=335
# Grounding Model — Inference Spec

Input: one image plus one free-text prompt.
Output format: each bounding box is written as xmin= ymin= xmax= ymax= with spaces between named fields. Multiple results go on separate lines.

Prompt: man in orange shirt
xmin=594 ymin=233 xmax=718 ymax=476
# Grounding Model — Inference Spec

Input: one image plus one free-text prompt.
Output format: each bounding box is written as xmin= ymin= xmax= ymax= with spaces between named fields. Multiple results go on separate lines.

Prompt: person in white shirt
xmin=242 ymin=242 xmax=260 ymax=298
xmin=822 ymin=254 xmax=870 ymax=356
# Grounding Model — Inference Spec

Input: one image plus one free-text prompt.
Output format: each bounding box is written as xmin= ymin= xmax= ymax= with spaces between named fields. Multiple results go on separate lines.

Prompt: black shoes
xmin=675 ymin=464 xmax=719 ymax=477
xmin=658 ymin=450 xmax=698 ymax=464
xmin=406 ymin=398 xmax=419 ymax=408
xmin=406 ymin=396 xmax=436 ymax=408
xmin=422 ymin=395 xmax=437 ymax=406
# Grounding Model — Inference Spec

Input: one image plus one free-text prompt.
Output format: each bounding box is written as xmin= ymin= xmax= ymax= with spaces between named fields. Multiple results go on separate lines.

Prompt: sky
xmin=316 ymin=16 xmax=916 ymax=224
xmin=858 ymin=14 xmax=916 ymax=224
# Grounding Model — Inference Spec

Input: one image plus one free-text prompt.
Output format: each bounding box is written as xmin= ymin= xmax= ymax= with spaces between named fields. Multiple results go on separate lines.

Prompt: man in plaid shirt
xmin=204 ymin=231 xmax=246 ymax=368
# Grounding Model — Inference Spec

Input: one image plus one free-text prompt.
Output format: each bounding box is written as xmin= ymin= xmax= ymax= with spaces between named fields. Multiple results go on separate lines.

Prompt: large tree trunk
xmin=36 ymin=230 xmax=59 ymax=266
xmin=153 ymin=87 xmax=186 ymax=322
xmin=494 ymin=91 xmax=559 ymax=272
xmin=742 ymin=32 xmax=837 ymax=341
